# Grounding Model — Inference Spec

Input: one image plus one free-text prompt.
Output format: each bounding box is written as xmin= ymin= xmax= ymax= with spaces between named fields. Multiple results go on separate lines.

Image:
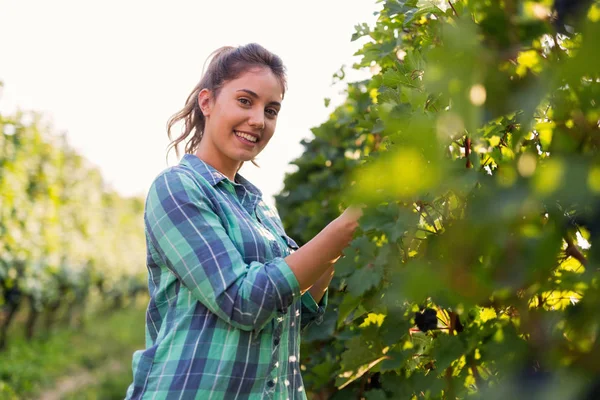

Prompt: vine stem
xmin=468 ymin=354 xmax=484 ymax=389
xmin=565 ymin=235 xmax=587 ymax=266
xmin=444 ymin=311 xmax=459 ymax=399
xmin=448 ymin=1 xmax=458 ymax=17
xmin=465 ymin=136 xmax=473 ymax=168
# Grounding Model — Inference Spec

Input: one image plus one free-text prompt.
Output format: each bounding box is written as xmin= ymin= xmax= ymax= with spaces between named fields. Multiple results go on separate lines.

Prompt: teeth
xmin=234 ymin=131 xmax=257 ymax=143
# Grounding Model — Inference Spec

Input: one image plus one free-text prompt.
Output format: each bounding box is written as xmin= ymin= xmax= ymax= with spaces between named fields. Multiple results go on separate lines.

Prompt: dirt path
xmin=38 ymin=359 xmax=123 ymax=400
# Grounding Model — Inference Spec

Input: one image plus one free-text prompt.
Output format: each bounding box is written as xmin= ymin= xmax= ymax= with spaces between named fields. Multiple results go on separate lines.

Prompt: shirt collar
xmin=180 ymin=154 xmax=263 ymax=198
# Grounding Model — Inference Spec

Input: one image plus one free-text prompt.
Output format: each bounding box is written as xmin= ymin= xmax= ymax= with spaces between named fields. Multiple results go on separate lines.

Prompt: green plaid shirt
xmin=125 ymin=154 xmax=327 ymax=400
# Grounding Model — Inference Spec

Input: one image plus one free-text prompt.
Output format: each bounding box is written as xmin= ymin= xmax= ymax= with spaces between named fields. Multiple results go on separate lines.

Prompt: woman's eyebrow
xmin=236 ymin=89 xmax=281 ymax=107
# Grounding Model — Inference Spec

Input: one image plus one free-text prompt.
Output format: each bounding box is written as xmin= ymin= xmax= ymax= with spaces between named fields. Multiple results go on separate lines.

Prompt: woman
xmin=125 ymin=43 xmax=362 ymax=400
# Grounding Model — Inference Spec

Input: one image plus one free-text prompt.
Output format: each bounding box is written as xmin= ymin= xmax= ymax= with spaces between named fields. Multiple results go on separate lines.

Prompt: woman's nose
xmin=248 ymin=110 xmax=265 ymax=130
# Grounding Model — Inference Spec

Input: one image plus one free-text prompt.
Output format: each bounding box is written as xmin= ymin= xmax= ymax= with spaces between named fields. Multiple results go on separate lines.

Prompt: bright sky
xmin=0 ymin=0 xmax=378 ymax=206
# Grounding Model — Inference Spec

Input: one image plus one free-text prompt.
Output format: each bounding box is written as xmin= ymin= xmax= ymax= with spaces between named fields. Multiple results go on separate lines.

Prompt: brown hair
xmin=166 ymin=43 xmax=287 ymax=164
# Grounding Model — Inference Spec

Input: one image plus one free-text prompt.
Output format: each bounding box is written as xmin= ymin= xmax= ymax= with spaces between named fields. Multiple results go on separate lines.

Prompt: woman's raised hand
xmin=333 ymin=205 xmax=364 ymax=247
xmin=284 ymin=204 xmax=365 ymax=291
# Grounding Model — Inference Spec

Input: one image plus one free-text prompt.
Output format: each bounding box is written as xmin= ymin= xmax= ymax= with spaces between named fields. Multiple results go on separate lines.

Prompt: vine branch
xmin=465 ymin=136 xmax=473 ymax=168
xmin=565 ymin=235 xmax=587 ymax=266
xmin=448 ymin=1 xmax=458 ymax=17
xmin=468 ymin=353 xmax=484 ymax=389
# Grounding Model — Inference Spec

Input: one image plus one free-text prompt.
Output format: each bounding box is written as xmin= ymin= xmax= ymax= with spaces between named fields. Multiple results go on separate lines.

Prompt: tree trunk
xmin=62 ymin=299 xmax=75 ymax=326
xmin=0 ymin=301 xmax=20 ymax=351
xmin=44 ymin=299 xmax=62 ymax=333
xmin=25 ymin=297 xmax=39 ymax=340
xmin=113 ymin=294 xmax=123 ymax=310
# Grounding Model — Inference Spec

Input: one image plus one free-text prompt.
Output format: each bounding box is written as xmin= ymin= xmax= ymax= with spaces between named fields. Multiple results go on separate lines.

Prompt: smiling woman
xmin=164 ymin=44 xmax=287 ymax=177
xmin=195 ymin=66 xmax=283 ymax=179
xmin=124 ymin=43 xmax=363 ymax=400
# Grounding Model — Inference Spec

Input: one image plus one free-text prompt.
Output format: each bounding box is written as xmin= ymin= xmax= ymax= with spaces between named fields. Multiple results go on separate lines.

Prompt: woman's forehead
xmin=224 ymin=68 xmax=284 ymax=100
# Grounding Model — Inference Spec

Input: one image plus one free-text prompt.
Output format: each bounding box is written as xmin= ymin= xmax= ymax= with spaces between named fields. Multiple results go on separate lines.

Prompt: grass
xmin=63 ymin=365 xmax=137 ymax=400
xmin=0 ymin=297 xmax=147 ymax=399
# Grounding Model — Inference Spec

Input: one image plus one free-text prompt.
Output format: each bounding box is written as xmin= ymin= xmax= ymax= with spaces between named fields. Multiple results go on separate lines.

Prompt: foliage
xmin=276 ymin=0 xmax=600 ymax=398
xmin=0 ymin=106 xmax=147 ymax=348
xmin=0 ymin=301 xmax=146 ymax=398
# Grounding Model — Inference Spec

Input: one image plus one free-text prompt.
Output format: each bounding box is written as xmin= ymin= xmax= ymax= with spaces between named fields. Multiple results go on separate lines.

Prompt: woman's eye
xmin=266 ymin=109 xmax=278 ymax=117
xmin=238 ymin=98 xmax=251 ymax=106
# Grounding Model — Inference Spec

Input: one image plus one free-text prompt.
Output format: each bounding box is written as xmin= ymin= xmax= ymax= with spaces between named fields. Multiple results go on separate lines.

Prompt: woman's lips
xmin=234 ymin=130 xmax=258 ymax=146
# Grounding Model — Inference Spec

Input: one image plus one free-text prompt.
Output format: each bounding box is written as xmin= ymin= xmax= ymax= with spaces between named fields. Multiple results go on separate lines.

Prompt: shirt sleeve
xmin=300 ymin=290 xmax=328 ymax=330
xmin=268 ymin=210 xmax=330 ymax=331
xmin=144 ymin=169 xmax=301 ymax=332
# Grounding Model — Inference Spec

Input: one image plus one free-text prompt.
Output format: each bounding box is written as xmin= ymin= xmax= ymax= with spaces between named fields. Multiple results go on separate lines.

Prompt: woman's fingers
xmin=343 ymin=204 xmax=366 ymax=221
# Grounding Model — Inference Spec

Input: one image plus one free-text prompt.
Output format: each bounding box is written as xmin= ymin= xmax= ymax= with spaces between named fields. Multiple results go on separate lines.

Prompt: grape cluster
xmin=414 ymin=308 xmax=438 ymax=332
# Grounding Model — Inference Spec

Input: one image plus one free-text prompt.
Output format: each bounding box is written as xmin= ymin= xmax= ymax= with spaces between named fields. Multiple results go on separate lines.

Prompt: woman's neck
xmin=194 ymin=145 xmax=241 ymax=182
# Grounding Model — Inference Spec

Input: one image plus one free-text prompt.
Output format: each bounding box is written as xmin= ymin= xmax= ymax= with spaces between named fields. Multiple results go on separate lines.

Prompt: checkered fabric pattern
xmin=125 ymin=154 xmax=327 ymax=400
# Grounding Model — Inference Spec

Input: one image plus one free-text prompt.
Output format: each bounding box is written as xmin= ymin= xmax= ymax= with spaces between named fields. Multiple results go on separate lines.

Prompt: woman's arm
xmin=307 ymin=263 xmax=336 ymax=303
xmin=146 ymin=170 xmax=302 ymax=332
xmin=148 ymin=169 xmax=361 ymax=331
xmin=284 ymin=206 xmax=361 ymax=292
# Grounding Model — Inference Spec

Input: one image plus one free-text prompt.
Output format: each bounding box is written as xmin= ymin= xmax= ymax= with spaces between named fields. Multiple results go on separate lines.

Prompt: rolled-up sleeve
xmin=144 ymin=169 xmax=301 ymax=332
xmin=300 ymin=290 xmax=328 ymax=330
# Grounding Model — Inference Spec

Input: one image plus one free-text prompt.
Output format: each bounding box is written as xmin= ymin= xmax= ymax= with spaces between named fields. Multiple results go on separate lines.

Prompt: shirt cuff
xmin=301 ymin=290 xmax=328 ymax=312
xmin=301 ymin=289 xmax=328 ymax=325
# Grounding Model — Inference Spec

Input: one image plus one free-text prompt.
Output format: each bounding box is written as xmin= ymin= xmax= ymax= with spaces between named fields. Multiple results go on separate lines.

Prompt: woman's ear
xmin=198 ymin=88 xmax=212 ymax=117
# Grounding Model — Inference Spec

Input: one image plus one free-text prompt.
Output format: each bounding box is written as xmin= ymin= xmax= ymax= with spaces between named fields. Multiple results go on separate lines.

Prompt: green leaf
xmin=365 ymin=388 xmax=387 ymax=400
xmin=339 ymin=336 xmax=381 ymax=373
xmin=337 ymin=293 xmax=365 ymax=327
xmin=430 ymin=334 xmax=467 ymax=371
xmin=382 ymin=68 xmax=421 ymax=90
xmin=346 ymin=262 xmax=384 ymax=297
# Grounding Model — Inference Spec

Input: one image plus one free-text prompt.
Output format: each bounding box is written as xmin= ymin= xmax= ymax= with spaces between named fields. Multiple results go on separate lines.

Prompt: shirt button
xmin=267 ymin=380 xmax=275 ymax=388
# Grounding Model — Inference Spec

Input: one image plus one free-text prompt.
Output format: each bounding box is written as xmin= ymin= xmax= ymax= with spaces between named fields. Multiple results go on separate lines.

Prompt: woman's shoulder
xmin=145 ymin=164 xmax=216 ymax=207
xmin=149 ymin=164 xmax=210 ymax=191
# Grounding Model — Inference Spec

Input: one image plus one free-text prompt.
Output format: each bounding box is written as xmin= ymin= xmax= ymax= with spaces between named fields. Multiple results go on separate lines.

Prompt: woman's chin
xmin=231 ymin=148 xmax=260 ymax=162
xmin=228 ymin=153 xmax=256 ymax=165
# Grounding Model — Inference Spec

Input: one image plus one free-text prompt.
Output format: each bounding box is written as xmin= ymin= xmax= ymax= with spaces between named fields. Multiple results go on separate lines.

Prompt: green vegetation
xmin=0 ymin=300 xmax=145 ymax=399
xmin=3 ymin=1 xmax=600 ymax=399
xmin=0 ymin=88 xmax=148 ymax=399
xmin=276 ymin=0 xmax=600 ymax=398
xmin=63 ymin=368 xmax=136 ymax=400
xmin=0 ymin=107 xmax=146 ymax=351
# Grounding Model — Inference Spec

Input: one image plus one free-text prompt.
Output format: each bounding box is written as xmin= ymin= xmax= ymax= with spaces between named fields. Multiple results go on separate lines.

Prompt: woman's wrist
xmin=285 ymin=217 xmax=354 ymax=291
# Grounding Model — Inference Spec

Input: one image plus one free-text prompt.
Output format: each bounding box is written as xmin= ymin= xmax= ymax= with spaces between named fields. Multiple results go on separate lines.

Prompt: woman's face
xmin=198 ymin=67 xmax=283 ymax=173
